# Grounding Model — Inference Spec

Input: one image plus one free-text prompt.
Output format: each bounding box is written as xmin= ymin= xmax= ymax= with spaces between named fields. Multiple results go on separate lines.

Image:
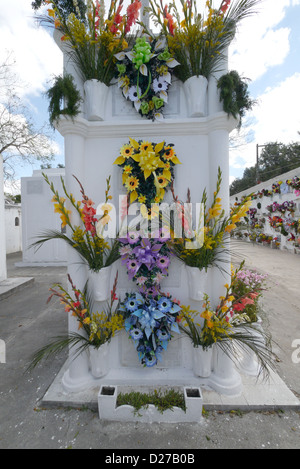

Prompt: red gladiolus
xmin=164 ymin=5 xmax=176 ymax=36
xmin=125 ymin=0 xmax=141 ymax=33
xmin=220 ymin=0 xmax=231 ymax=14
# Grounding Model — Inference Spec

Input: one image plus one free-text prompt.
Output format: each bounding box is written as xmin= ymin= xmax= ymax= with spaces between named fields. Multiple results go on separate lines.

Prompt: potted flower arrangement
xmin=141 ymin=0 xmax=261 ymax=117
xmin=169 ymin=167 xmax=252 ymax=300
xmin=119 ymin=291 xmax=181 ymax=367
xmin=34 ymin=0 xmax=142 ymax=120
xmin=231 ymin=265 xmax=268 ymax=323
xmin=28 ymin=273 xmax=124 ymax=378
xmin=31 ymin=173 xmax=120 ymax=301
xmin=178 ymin=262 xmax=275 ymax=379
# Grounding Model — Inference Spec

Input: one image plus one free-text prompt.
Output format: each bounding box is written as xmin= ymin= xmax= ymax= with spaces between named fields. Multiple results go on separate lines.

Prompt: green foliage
xmin=46 ymin=74 xmax=82 ymax=128
xmin=230 ymin=141 xmax=300 ymax=196
xmin=116 ymin=388 xmax=186 ymax=415
xmin=217 ymin=70 xmax=256 ymax=129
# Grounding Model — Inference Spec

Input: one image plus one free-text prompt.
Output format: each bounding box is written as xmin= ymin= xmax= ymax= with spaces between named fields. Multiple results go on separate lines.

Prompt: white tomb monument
xmin=47 ymin=2 xmax=247 ymax=407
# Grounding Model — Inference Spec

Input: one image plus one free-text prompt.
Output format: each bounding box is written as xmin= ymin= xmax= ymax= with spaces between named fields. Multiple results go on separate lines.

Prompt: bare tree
xmin=0 ymin=52 xmax=56 ymax=180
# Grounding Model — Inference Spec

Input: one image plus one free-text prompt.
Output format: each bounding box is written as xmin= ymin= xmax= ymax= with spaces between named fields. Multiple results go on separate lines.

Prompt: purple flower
xmin=132 ymin=238 xmax=162 ymax=269
xmin=127 ymin=259 xmax=141 ymax=279
xmin=119 ymin=231 xmax=140 ymax=245
xmin=156 ymin=255 xmax=170 ymax=273
xmin=139 ymin=285 xmax=160 ymax=297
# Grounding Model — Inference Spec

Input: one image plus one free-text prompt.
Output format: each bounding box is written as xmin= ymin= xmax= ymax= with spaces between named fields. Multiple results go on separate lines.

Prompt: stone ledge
xmin=42 ymin=360 xmax=300 ymax=417
xmin=0 ymin=277 xmax=34 ymax=300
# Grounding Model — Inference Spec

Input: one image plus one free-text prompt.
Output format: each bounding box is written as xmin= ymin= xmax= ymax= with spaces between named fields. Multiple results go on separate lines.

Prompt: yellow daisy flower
xmin=139 ymin=141 xmax=154 ymax=154
xmin=125 ymin=176 xmax=139 ymax=192
xmin=123 ymin=165 xmax=132 ymax=174
xmin=156 ymin=175 xmax=169 ymax=188
xmin=120 ymin=144 xmax=134 ymax=159
xmin=162 ymin=146 xmax=181 ymax=164
xmin=113 ymin=144 xmax=134 ymax=165
xmin=138 ymin=195 xmax=147 ymax=203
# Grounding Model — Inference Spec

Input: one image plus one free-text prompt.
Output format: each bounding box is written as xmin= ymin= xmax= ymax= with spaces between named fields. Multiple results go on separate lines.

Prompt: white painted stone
xmin=0 ymin=155 xmax=7 ymax=281
xmin=98 ymin=385 xmax=203 ymax=423
xmin=20 ymin=169 xmax=67 ymax=266
xmin=50 ymin=33 xmax=241 ymax=398
xmin=5 ymin=203 xmax=22 ymax=254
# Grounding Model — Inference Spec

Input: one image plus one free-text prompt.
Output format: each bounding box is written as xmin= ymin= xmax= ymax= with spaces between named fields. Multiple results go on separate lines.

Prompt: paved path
xmin=0 ymin=248 xmax=299 ymax=449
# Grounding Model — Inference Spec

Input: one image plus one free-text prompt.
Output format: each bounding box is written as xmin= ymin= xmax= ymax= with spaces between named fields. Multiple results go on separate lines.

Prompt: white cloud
xmin=229 ymin=0 xmax=293 ymax=80
xmin=0 ymin=0 xmax=63 ymax=99
xmin=228 ymin=0 xmax=300 ymax=182
xmin=230 ymin=72 xmax=300 ymax=177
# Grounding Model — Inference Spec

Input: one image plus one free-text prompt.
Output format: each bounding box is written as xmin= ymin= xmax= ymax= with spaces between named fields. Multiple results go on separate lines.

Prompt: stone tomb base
xmin=42 ymin=357 xmax=300 ymax=421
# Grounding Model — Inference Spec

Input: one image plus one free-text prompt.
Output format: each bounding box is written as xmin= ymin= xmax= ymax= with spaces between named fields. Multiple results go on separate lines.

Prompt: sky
xmin=1 ymin=0 xmax=300 ymax=192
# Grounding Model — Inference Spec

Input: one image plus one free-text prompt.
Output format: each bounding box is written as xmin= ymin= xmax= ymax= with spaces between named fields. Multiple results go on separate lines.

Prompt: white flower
xmin=128 ymin=86 xmax=141 ymax=102
xmin=153 ymin=77 xmax=168 ymax=93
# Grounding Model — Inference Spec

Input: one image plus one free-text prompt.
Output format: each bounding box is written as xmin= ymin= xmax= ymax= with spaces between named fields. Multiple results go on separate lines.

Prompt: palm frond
xmin=26 ymin=332 xmax=90 ymax=372
xmin=29 ymin=229 xmax=75 ymax=252
xmin=219 ymin=322 xmax=277 ymax=381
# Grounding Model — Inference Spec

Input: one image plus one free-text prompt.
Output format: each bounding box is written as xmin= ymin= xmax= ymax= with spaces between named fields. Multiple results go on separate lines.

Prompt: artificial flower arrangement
xmin=46 ymin=73 xmax=82 ymax=128
xmin=32 ymin=173 xmax=120 ymax=273
xmin=178 ymin=262 xmax=275 ymax=377
xmin=28 ymin=272 xmax=124 ymax=369
xmin=169 ymin=167 xmax=252 ymax=272
xmin=268 ymin=215 xmax=289 ymax=236
xmin=266 ymin=200 xmax=296 ymax=214
xmin=119 ymin=229 xmax=172 ymax=295
xmin=36 ymin=0 xmax=142 ymax=86
xmin=272 ymin=181 xmax=282 ymax=194
xmin=119 ymin=291 xmax=181 ymax=367
xmin=231 ymin=265 xmax=268 ymax=322
xmin=256 ymin=233 xmax=272 ymax=246
xmin=286 ymin=176 xmax=300 ymax=195
xmin=240 ymin=175 xmax=300 ymax=201
xmin=217 ymin=70 xmax=256 ymax=129
xmin=272 ymin=236 xmax=281 ymax=247
xmin=113 ymin=137 xmax=181 ymax=206
xmin=114 ymin=36 xmax=179 ymax=121
xmin=142 ymin=0 xmax=260 ymax=83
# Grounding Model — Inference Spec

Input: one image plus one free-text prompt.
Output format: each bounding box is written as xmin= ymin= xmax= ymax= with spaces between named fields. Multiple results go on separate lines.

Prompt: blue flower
xmin=129 ymin=328 xmax=144 ymax=340
xmin=144 ymin=355 xmax=157 ymax=367
xmin=157 ymin=297 xmax=172 ymax=313
xmin=156 ymin=329 xmax=170 ymax=341
xmin=124 ymin=293 xmax=144 ymax=312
